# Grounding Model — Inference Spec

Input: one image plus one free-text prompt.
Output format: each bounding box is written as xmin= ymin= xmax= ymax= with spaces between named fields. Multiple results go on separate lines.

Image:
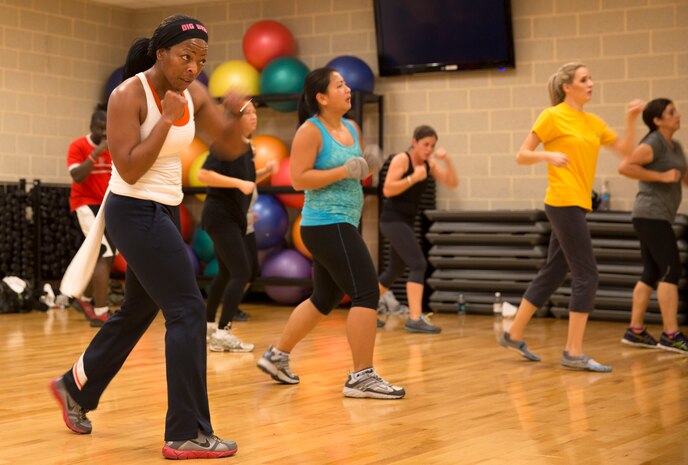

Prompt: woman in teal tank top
xmin=256 ymin=68 xmax=405 ymax=400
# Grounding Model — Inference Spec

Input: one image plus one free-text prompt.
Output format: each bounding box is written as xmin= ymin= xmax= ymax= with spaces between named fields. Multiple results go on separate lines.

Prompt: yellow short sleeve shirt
xmin=533 ymin=103 xmax=617 ymax=210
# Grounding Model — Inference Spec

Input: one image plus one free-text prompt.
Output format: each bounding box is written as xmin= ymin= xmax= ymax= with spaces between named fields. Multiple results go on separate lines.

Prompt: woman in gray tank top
xmin=618 ymin=98 xmax=688 ymax=355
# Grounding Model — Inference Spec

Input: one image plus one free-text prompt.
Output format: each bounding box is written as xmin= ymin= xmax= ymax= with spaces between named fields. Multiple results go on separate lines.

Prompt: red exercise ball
xmin=179 ymin=202 xmax=193 ymax=243
xmin=112 ymin=253 xmax=127 ymax=275
xmin=242 ymin=20 xmax=296 ymax=71
xmin=271 ymin=157 xmax=304 ymax=209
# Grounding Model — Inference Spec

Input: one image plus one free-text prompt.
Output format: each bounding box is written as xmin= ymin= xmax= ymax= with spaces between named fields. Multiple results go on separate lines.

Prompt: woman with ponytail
xmin=618 ymin=98 xmax=688 ymax=354
xmin=256 ymin=67 xmax=404 ymax=400
xmin=498 ymin=62 xmax=644 ymax=372
xmin=50 ymin=14 xmax=246 ymax=459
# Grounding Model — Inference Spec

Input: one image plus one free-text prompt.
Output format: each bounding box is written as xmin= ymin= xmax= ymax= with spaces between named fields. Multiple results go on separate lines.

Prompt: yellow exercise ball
xmin=188 ymin=150 xmax=209 ymax=201
xmin=209 ymin=60 xmax=260 ymax=97
xmin=181 ymin=138 xmax=209 ymax=187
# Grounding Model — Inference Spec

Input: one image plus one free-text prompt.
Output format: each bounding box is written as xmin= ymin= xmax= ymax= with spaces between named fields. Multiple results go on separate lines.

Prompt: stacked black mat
xmin=425 ymin=210 xmax=551 ymax=316
xmin=550 ymin=211 xmax=688 ymax=324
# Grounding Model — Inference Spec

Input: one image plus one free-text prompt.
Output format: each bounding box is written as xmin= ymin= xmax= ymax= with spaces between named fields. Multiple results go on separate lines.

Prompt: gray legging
xmin=378 ymin=221 xmax=428 ymax=287
xmin=523 ymin=205 xmax=598 ymax=313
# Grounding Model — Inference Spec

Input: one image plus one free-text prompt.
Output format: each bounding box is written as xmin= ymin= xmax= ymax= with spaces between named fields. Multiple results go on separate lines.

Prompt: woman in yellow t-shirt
xmin=498 ymin=62 xmax=644 ymax=372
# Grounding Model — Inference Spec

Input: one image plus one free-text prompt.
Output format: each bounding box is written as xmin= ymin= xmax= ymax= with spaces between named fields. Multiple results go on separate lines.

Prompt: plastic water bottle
xmin=493 ymin=292 xmax=503 ymax=317
xmin=457 ymin=292 xmax=467 ymax=315
xmin=599 ymin=179 xmax=610 ymax=211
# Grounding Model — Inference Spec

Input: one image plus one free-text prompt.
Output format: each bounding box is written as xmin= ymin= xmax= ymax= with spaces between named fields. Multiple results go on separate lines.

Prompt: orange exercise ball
xmin=291 ymin=214 xmax=311 ymax=260
xmin=181 ymin=138 xmax=209 ymax=187
xmin=252 ymin=135 xmax=289 ymax=185
xmin=271 ymin=157 xmax=304 ymax=209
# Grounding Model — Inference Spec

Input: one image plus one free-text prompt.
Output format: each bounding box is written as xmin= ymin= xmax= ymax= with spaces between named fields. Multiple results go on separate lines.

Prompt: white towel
xmin=60 ymin=189 xmax=110 ymax=298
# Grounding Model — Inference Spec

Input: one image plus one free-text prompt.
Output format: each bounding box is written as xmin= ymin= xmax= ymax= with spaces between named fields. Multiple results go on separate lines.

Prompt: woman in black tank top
xmin=377 ymin=125 xmax=458 ymax=334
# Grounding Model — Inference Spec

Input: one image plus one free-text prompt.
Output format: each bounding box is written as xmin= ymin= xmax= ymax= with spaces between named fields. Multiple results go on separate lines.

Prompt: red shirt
xmin=67 ymin=135 xmax=112 ymax=211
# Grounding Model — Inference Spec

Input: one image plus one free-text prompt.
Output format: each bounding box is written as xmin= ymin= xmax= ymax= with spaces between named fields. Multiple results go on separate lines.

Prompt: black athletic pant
xmin=378 ymin=220 xmax=428 ymax=287
xmin=632 ymin=217 xmax=681 ymax=286
xmin=62 ymin=193 xmax=212 ymax=441
xmin=523 ymin=205 xmax=598 ymax=313
xmin=205 ymin=218 xmax=254 ymax=328
xmin=301 ymin=222 xmax=379 ymax=314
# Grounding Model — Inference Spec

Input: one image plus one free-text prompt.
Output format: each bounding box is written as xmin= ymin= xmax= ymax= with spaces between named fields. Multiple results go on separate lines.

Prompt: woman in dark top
xmin=618 ymin=98 xmax=688 ymax=354
xmin=377 ymin=125 xmax=458 ymax=333
xmin=199 ymin=100 xmax=275 ymax=352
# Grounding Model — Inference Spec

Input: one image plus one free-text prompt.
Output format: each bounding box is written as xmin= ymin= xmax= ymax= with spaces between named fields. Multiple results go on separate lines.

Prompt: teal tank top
xmin=300 ymin=117 xmax=364 ymax=227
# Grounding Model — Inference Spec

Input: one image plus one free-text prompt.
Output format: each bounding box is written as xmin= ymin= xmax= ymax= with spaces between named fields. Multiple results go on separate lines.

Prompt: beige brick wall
xmin=1 ymin=0 xmax=687 ymax=220
xmin=0 ymin=0 xmax=135 ymax=182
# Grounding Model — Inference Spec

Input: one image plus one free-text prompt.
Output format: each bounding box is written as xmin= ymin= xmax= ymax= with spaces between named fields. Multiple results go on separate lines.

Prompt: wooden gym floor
xmin=0 ymin=305 xmax=687 ymax=464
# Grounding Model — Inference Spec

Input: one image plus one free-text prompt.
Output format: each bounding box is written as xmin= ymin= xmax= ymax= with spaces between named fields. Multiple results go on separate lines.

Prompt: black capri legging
xmin=378 ymin=220 xmax=428 ymax=287
xmin=301 ymin=223 xmax=379 ymax=314
xmin=632 ymin=217 xmax=681 ymax=286
xmin=523 ymin=205 xmax=598 ymax=313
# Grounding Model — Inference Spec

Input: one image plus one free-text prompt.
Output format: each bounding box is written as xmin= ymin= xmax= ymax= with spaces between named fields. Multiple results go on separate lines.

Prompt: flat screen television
xmin=373 ymin=0 xmax=515 ymax=76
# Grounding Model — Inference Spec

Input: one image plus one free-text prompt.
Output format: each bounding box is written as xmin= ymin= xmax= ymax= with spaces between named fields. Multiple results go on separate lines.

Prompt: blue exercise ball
xmin=259 ymin=57 xmax=309 ymax=112
xmin=196 ymin=70 xmax=209 ymax=86
xmin=253 ymin=194 xmax=289 ymax=249
xmin=326 ymin=56 xmax=375 ymax=93
xmin=104 ymin=66 xmax=124 ymax=104
xmin=191 ymin=227 xmax=215 ymax=263
xmin=185 ymin=244 xmax=201 ymax=275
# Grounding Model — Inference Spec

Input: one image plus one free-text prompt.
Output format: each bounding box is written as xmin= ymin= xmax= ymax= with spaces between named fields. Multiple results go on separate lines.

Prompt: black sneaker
xmin=162 ymin=431 xmax=237 ymax=460
xmin=49 ymin=377 xmax=92 ymax=434
xmin=257 ymin=345 xmax=300 ymax=384
xmin=404 ymin=314 xmax=441 ymax=334
xmin=342 ymin=368 xmax=405 ymax=399
xmin=621 ymin=328 xmax=658 ymax=349
xmin=657 ymin=331 xmax=688 ymax=355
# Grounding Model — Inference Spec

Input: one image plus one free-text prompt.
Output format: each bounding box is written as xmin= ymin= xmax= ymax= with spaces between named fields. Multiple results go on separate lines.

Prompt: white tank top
xmin=109 ymin=72 xmax=195 ymax=205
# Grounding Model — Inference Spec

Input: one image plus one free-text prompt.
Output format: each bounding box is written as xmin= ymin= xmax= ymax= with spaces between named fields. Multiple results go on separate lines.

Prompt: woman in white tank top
xmin=50 ymin=14 xmax=248 ymax=460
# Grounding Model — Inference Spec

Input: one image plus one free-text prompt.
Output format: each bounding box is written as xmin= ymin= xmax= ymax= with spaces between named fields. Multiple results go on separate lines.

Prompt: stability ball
xmin=196 ymin=70 xmax=209 ymax=86
xmin=208 ymin=60 xmax=260 ymax=97
xmin=104 ymin=66 xmax=124 ymax=104
xmin=112 ymin=252 xmax=127 ymax=275
xmin=253 ymin=194 xmax=289 ymax=249
xmin=271 ymin=157 xmax=304 ymax=209
xmin=291 ymin=214 xmax=311 ymax=260
xmin=242 ymin=20 xmax=296 ymax=71
xmin=261 ymin=249 xmax=312 ymax=305
xmin=191 ymin=227 xmax=215 ymax=263
xmin=326 ymin=56 xmax=375 ymax=93
xmin=257 ymin=243 xmax=284 ymax=268
xmin=181 ymin=138 xmax=209 ymax=187
xmin=252 ymin=135 xmax=289 ymax=185
xmin=259 ymin=57 xmax=309 ymax=112
xmin=186 ymin=244 xmax=201 ymax=275
xmin=188 ymin=150 xmax=209 ymax=201
xmin=179 ymin=202 xmax=193 ymax=243
xmin=203 ymin=257 xmax=219 ymax=278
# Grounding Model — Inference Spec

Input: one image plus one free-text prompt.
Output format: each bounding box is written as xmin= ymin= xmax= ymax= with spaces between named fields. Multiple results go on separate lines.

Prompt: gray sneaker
xmin=498 ymin=331 xmax=541 ymax=361
xmin=257 ymin=345 xmax=300 ymax=384
xmin=49 ymin=376 xmax=92 ymax=434
xmin=404 ymin=314 xmax=441 ymax=333
xmin=560 ymin=351 xmax=612 ymax=373
xmin=162 ymin=430 xmax=237 ymax=460
xmin=342 ymin=368 xmax=405 ymax=399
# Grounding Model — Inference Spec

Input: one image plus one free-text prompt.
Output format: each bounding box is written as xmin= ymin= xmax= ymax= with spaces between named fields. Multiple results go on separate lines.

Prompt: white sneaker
xmin=380 ymin=290 xmax=400 ymax=313
xmin=209 ymin=329 xmax=254 ymax=352
xmin=206 ymin=322 xmax=218 ymax=342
